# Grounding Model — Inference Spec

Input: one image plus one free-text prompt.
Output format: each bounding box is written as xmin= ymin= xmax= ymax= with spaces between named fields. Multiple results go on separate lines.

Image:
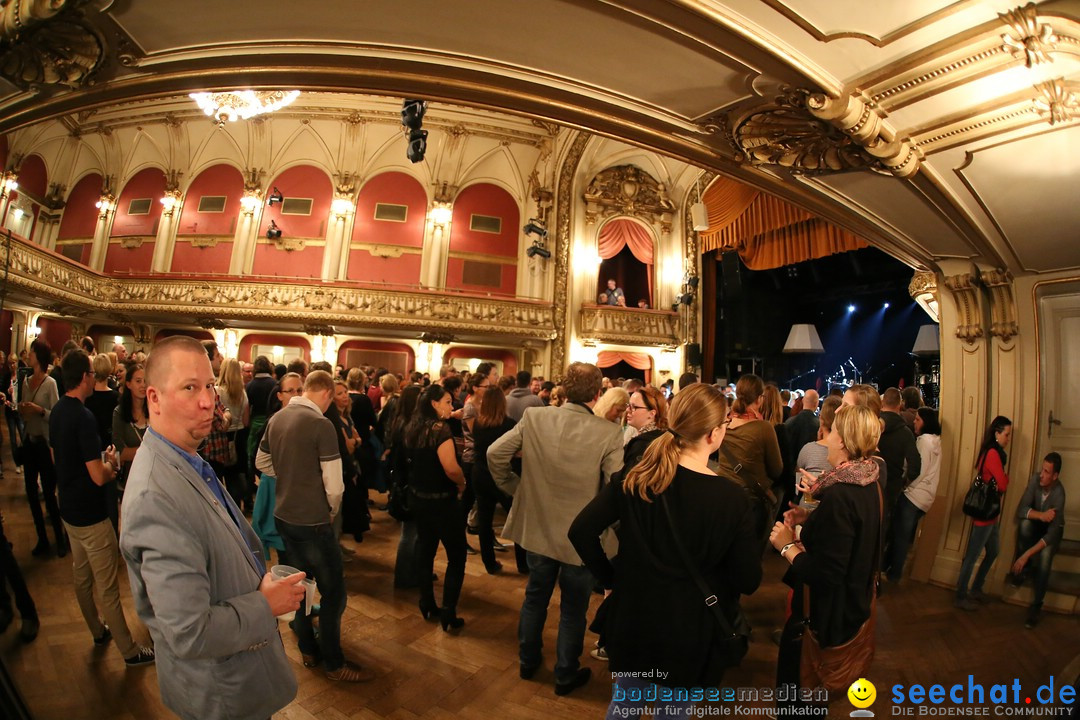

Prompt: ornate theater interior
xmin=0 ymin=0 xmax=1077 ymax=717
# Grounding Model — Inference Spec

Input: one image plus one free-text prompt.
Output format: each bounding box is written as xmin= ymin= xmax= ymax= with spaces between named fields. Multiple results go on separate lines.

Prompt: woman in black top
xmin=769 ymin=403 xmax=883 ymax=702
xmin=84 ymin=354 xmax=120 ymax=447
xmin=617 ymin=385 xmax=669 ymax=482
xmin=388 ymin=384 xmax=423 ymax=588
xmin=471 ymin=387 xmax=526 ymax=575
xmin=404 ymin=385 xmax=468 ymax=631
xmin=570 ymin=385 xmax=761 ymax=715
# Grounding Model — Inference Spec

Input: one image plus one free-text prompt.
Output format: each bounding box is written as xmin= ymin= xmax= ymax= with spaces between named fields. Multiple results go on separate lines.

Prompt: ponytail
xmin=624 ymin=432 xmax=682 ymax=502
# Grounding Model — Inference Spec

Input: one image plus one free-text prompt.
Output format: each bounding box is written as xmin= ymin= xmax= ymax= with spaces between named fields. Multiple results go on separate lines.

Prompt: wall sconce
xmin=429 ymin=202 xmax=452 ymax=227
xmin=160 ymin=190 xmax=181 ymax=216
xmin=0 ymin=172 xmax=17 ymax=199
xmin=95 ymin=194 xmax=116 ymax=218
xmin=240 ymin=191 xmax=261 ymax=216
xmin=28 ymin=325 xmax=41 ymax=340
xmin=331 ymin=196 xmax=354 ymax=220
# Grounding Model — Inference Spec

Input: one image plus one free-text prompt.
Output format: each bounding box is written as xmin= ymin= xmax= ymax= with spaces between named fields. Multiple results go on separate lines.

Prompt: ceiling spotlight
xmin=847 ymin=304 xmax=856 ymax=313
xmin=266 ymin=220 xmax=282 ymax=239
xmin=523 ymin=218 xmax=547 ymax=239
xmin=401 ymin=99 xmax=427 ymax=131
xmin=267 ymin=187 xmax=283 ymax=206
xmin=406 ymin=129 xmax=428 ymax=163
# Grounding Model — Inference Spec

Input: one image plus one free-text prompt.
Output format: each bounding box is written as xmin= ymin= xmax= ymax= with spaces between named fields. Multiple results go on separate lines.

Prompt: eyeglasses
xmin=628 ymin=404 xmax=649 ymax=411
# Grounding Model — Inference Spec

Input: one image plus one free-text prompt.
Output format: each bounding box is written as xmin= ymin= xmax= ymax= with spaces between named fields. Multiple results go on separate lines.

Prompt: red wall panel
xmin=251 ymin=243 xmax=324 ymax=278
xmin=261 ymin=165 xmax=332 ymax=239
xmin=443 ymin=346 xmax=517 ymax=376
xmin=345 ymin=249 xmax=421 ymax=287
xmin=448 ymin=184 xmax=519 ymax=256
xmin=36 ymin=318 xmax=72 ymax=355
xmin=58 ymin=173 xmax=102 ymax=240
xmin=170 ymin=240 xmax=234 ymax=274
xmin=445 ymin=258 xmax=516 ymax=296
xmin=111 ymin=167 xmax=166 ymax=237
xmin=352 ymin=171 xmax=426 ymax=248
xmin=0 ymin=310 xmax=12 ymax=356
xmin=104 ymin=238 xmax=155 ymax=273
xmin=17 ymin=155 xmax=47 ymax=198
xmin=238 ymin=333 xmax=311 ymax=363
xmin=178 ymin=164 xmax=243 ymax=236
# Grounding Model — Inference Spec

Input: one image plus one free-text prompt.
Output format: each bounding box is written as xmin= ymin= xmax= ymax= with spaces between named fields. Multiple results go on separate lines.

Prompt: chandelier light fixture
xmin=189 ymin=90 xmax=300 ymax=127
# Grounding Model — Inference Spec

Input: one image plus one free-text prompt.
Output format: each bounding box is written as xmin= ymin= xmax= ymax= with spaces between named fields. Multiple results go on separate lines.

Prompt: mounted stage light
xmin=401 ymin=99 xmax=427 ymax=130
xmin=406 ymin=129 xmax=428 ymax=163
xmin=847 ymin=304 xmax=856 ymax=313
xmin=526 ymin=243 xmax=551 ymax=259
xmin=266 ymin=220 xmax=282 ymax=239
xmin=523 ymin=218 xmax=547 ymax=239
xmin=680 ymin=293 xmax=694 ymax=305
xmin=267 ymin=187 xmax=283 ymax=206
xmin=691 ymin=176 xmax=709 ymax=231
xmin=686 ymin=275 xmax=700 ymax=289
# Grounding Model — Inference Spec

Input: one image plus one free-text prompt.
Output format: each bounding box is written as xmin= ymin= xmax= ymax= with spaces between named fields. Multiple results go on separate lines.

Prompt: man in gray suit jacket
xmin=120 ymin=336 xmax=305 ymax=720
xmin=488 ymin=362 xmax=623 ymax=696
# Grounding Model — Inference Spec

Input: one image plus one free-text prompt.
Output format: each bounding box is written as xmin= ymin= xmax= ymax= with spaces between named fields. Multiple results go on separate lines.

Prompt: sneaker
xmin=954 ymin=597 xmax=979 ymax=611
xmin=124 ymin=647 xmax=156 ymax=666
xmin=1025 ymin=607 xmax=1041 ymax=629
xmin=326 ymin=662 xmax=375 ymax=683
xmin=554 ymin=667 xmax=591 ymax=696
xmin=590 ymin=646 xmax=609 ymax=661
xmin=969 ymin=589 xmax=990 ymax=603
xmin=19 ymin=617 xmax=39 ymax=643
xmin=93 ymin=624 xmax=112 ymax=646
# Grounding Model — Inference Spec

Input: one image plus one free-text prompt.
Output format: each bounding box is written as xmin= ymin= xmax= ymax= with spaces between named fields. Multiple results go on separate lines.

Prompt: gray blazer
xmin=120 ymin=430 xmax=296 ymax=720
xmin=488 ymin=402 xmax=623 ymax=565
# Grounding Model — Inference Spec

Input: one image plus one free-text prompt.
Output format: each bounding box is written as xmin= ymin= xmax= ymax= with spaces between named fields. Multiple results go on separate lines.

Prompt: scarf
xmin=811 ymin=457 xmax=880 ymax=497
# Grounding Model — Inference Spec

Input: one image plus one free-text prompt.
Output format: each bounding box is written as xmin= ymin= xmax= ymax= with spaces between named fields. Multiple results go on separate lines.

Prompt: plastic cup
xmin=270 ymin=564 xmax=302 ymax=620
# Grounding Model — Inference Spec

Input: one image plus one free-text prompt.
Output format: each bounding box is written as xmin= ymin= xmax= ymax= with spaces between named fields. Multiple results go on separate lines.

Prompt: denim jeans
xmin=956 ymin=522 xmax=999 ymax=599
xmin=23 ymin=437 xmax=64 ymax=548
xmin=518 ymin=551 xmax=595 ymax=685
xmin=394 ymin=520 xmax=421 ymax=588
xmin=607 ymin=676 xmax=697 ymax=720
xmin=276 ymin=519 xmax=347 ymax=671
xmin=1014 ymin=519 xmax=1058 ymax=607
xmin=886 ymin=495 xmax=925 ymax=582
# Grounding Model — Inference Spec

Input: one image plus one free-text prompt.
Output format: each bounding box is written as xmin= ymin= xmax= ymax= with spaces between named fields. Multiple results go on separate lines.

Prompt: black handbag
xmin=385 ymin=452 xmax=412 ymax=522
xmin=659 ymin=494 xmax=751 ymax=669
xmin=962 ymin=453 xmax=1001 ymax=521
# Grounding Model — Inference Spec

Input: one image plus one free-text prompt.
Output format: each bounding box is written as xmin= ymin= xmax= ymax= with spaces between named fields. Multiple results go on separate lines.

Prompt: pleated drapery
xmin=597 ymin=350 xmax=652 ymax=383
xmin=697 ymin=177 xmax=868 ymax=269
xmin=599 ymin=218 xmax=655 ymax=301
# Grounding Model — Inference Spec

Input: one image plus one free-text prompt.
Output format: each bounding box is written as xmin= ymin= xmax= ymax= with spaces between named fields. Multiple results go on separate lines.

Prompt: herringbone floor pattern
xmin=0 ymin=448 xmax=1075 ymax=719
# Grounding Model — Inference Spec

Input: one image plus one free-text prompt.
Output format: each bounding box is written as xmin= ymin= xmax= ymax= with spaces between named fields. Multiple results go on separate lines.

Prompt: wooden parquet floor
xmin=0 ymin=447 xmax=1076 ymax=719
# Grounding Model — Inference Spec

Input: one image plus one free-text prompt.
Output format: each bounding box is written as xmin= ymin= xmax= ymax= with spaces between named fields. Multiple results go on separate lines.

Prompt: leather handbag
xmin=962 ymin=454 xmax=1000 ymax=521
xmin=798 ymin=480 xmax=883 ymax=693
xmin=659 ymin=494 xmax=751 ymax=669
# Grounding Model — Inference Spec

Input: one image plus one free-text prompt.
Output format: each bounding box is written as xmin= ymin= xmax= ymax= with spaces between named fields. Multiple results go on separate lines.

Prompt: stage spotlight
xmin=523 ymin=218 xmax=547 ymax=239
xmin=406 ymin=129 xmax=428 ymax=163
xmin=401 ymin=99 xmax=427 ymax=130
xmin=525 ymin=243 xmax=551 ymax=259
xmin=266 ymin=220 xmax=282 ymax=239
xmin=847 ymin=304 xmax=856 ymax=313
xmin=687 ymin=276 xmax=700 ymax=289
xmin=267 ymin=187 xmax=283 ymax=206
xmin=883 ymin=302 xmax=890 ymax=309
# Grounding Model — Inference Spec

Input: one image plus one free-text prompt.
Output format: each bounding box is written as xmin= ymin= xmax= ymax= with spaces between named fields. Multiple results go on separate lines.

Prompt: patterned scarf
xmin=812 ymin=457 xmax=880 ymax=497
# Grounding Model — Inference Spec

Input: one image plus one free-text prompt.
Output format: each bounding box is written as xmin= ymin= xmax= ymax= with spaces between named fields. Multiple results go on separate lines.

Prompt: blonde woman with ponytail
xmin=569 ymin=384 xmax=762 ymax=715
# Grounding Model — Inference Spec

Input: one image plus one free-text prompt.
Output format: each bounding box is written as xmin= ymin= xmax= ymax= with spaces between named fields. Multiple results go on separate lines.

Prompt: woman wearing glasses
xmin=621 ymin=385 xmax=669 ymax=475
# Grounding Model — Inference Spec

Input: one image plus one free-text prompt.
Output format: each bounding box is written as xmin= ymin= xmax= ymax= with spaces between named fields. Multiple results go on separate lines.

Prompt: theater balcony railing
xmin=0 ymin=233 xmax=555 ymax=340
xmin=579 ymin=304 xmax=679 ymax=347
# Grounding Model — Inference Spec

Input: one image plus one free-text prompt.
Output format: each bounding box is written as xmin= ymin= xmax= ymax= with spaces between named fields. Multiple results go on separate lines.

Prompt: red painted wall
xmin=0 ymin=310 xmax=12 ymax=355
xmin=238 ymin=333 xmax=311 ymax=364
xmin=443 ymin=346 xmax=517 ymax=376
xmin=18 ymin=154 xmax=47 ymax=198
xmin=446 ymin=183 xmax=518 ymax=295
xmin=36 ymin=318 xmax=72 ymax=355
xmin=178 ymin=164 xmax=243 ymax=236
xmin=111 ymin=167 xmax=165 ymax=237
xmin=104 ymin=239 xmax=155 ymax=274
xmin=87 ymin=324 xmax=134 ymax=352
xmin=337 ymin=340 xmax=415 ymax=370
xmin=347 ymin=171 xmax=426 ymax=285
xmin=56 ymin=173 xmax=102 ymax=267
xmin=170 ymin=240 xmax=234 ymax=274
xmin=254 ymin=165 xmax=331 ymax=278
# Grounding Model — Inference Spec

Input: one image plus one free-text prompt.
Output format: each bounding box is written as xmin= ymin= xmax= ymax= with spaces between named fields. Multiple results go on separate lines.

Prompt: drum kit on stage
xmin=826 ymin=358 xmax=866 ymax=393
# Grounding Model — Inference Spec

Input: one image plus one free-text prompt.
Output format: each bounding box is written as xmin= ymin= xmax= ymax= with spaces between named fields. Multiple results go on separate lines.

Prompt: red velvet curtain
xmin=599 ymin=219 xmax=655 ymax=302
xmin=597 ymin=351 xmax=652 ymax=383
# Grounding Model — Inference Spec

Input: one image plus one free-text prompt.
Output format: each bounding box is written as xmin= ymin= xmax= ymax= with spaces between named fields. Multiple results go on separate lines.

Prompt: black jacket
xmin=783 ymin=410 xmax=819 ymax=462
xmin=878 ymin=411 xmax=920 ymax=500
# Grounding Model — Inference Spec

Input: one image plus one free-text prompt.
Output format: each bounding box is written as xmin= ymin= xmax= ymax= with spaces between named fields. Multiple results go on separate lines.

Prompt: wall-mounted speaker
xmin=687 ymin=342 xmax=703 ymax=367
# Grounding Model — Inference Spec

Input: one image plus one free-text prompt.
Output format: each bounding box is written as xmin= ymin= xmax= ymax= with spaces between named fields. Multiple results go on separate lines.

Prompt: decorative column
xmin=420 ymin=183 xmax=455 ymax=289
xmin=231 ymin=169 xmax=265 ymax=275
xmin=325 ymin=179 xmax=356 ymax=281
xmin=0 ymin=172 xmax=18 ymax=226
xmin=87 ymin=191 xmax=117 ymax=270
xmin=151 ymin=173 xmax=183 ymax=272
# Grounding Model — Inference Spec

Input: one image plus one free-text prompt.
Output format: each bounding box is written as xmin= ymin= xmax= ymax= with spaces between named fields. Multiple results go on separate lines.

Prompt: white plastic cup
xmin=270 ymin=564 xmax=302 ymax=621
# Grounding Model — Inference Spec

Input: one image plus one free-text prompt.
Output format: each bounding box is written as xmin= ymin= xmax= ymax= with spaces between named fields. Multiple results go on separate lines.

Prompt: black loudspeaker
xmin=721 ymin=251 xmax=743 ymax=300
xmin=687 ymin=343 xmax=702 ymax=367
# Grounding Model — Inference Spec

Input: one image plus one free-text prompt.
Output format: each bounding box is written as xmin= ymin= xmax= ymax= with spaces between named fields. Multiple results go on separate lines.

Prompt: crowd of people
xmin=0 ymin=339 xmax=1068 ymax=719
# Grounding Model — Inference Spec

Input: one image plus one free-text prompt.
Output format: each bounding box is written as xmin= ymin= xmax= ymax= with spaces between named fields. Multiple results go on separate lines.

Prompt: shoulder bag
xmin=718 ymin=439 xmax=776 ymax=545
xmin=962 ymin=453 xmax=1000 ymax=521
xmin=658 ymin=493 xmax=751 ymax=669
xmin=799 ymin=480 xmax=883 ymax=693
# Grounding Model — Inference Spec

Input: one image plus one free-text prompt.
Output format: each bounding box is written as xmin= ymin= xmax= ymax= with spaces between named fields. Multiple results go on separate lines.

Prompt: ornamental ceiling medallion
xmin=0 ymin=0 xmax=114 ymax=90
xmin=582 ymin=164 xmax=675 ymax=232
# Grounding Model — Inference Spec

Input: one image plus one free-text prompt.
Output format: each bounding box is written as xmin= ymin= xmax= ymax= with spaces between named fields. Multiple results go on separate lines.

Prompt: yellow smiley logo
xmin=848 ymin=678 xmax=876 ymax=709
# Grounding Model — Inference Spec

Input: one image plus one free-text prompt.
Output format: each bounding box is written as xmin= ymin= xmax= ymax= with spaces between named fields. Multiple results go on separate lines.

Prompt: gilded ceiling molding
xmin=551 ymin=132 xmax=592 ymax=375
xmin=909 ymin=270 xmax=940 ymax=323
xmin=582 ymin=164 xmax=675 ymax=233
xmin=730 ymin=88 xmax=919 ymax=177
xmin=980 ymin=269 xmax=1019 ymax=342
xmin=999 ymin=3 xmax=1057 ymax=68
xmin=578 ymin=306 xmax=678 ymax=347
xmin=942 ymin=272 xmax=984 ymax=344
xmin=1034 ymin=79 xmax=1079 ymax=125
xmin=0 ymin=234 xmax=556 ymax=340
xmin=759 ymin=0 xmax=977 ymax=47
xmin=0 ymin=0 xmax=110 ymax=89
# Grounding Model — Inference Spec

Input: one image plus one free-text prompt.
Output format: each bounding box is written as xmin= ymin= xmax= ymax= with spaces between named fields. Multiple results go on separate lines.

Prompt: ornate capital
xmin=981 ymin=269 xmax=1019 ymax=342
xmin=908 ymin=270 xmax=940 ymax=322
xmin=943 ymin=273 xmax=984 ymax=344
xmin=582 ymin=164 xmax=674 ymax=232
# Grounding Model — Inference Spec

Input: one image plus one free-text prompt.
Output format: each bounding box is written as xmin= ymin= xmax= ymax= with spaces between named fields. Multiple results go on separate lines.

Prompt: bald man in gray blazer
xmin=120 ymin=336 xmax=304 ymax=720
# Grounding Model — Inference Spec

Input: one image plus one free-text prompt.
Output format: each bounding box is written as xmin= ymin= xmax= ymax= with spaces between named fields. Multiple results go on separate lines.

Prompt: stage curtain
xmin=697 ymin=177 xmax=867 ymax=269
xmin=599 ymin=218 xmax=654 ymax=301
xmin=597 ymin=350 xmax=652 ymax=383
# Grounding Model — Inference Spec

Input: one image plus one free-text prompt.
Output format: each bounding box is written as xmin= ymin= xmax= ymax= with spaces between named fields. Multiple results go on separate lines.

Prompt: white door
xmin=1037 ymin=290 xmax=1080 ymax=541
